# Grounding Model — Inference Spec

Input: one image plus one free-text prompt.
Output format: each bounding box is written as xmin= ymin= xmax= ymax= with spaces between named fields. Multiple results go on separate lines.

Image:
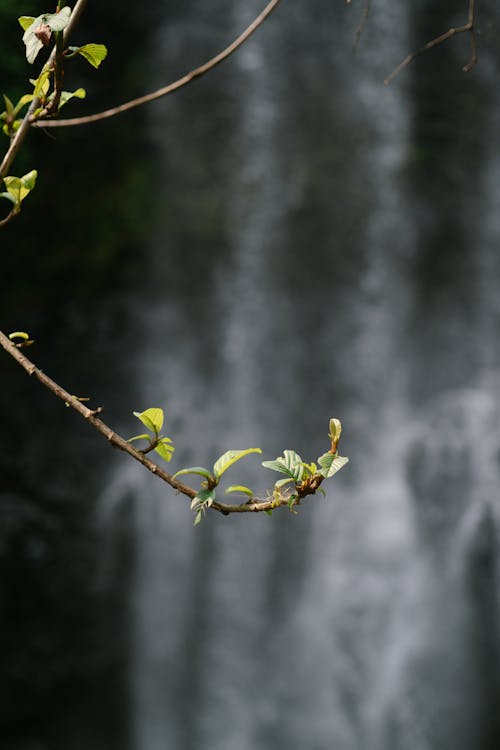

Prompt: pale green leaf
xmin=262 ymin=449 xmax=304 ymax=482
xmin=18 ymin=16 xmax=36 ymax=32
xmin=133 ymin=407 xmax=164 ymax=435
xmin=275 ymin=477 xmax=294 ymax=489
xmin=318 ymin=452 xmax=349 ymax=478
xmin=194 ymin=510 xmax=203 ymax=526
xmin=317 ymin=487 xmax=327 ymax=497
xmin=3 ymin=170 xmax=37 ymax=205
xmin=190 ymin=497 xmax=201 ymax=510
xmin=46 ymin=7 xmax=72 ymax=33
xmin=154 ymin=440 xmax=175 ymax=463
xmin=22 ymin=15 xmax=46 ymax=64
xmin=196 ymin=488 xmax=216 ymax=506
xmin=30 ymin=70 xmax=51 ymax=98
xmin=225 ymin=485 xmax=254 ymax=498
xmin=74 ymin=43 xmax=108 ymax=69
xmin=264 ymin=509 xmax=273 ymax=516
xmin=213 ymin=448 xmax=262 ymax=479
xmin=3 ymin=95 xmax=14 ymax=117
xmin=127 ymin=433 xmax=151 ymax=443
xmin=13 ymin=94 xmax=34 ymax=117
xmin=8 ymin=331 xmax=30 ymax=341
xmin=172 ymin=466 xmax=213 ymax=481
xmin=58 ymin=88 xmax=86 ymax=109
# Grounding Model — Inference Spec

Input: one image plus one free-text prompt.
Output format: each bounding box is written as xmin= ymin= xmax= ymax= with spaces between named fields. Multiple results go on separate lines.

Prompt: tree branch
xmin=0 ymin=329 xmax=308 ymax=517
xmin=385 ymin=0 xmax=477 ymax=85
xmin=0 ymin=0 xmax=89 ymax=178
xmin=33 ymin=0 xmax=283 ymax=129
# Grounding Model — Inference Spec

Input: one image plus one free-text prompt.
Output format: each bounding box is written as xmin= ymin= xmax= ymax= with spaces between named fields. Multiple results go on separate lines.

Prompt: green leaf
xmin=3 ymin=95 xmax=14 ymax=117
xmin=57 ymin=88 xmax=86 ymax=109
xmin=317 ymin=487 xmax=327 ymax=497
xmin=328 ymin=418 xmax=343 ymax=451
xmin=196 ymin=488 xmax=216 ymax=507
xmin=225 ymin=485 xmax=254 ymax=498
xmin=8 ymin=331 xmax=30 ymax=341
xmin=264 ymin=509 xmax=273 ymax=516
xmin=194 ymin=510 xmax=203 ymax=526
xmin=172 ymin=466 xmax=213 ymax=481
xmin=2 ymin=170 xmax=38 ymax=207
xmin=133 ymin=407 xmax=164 ymax=435
xmin=275 ymin=477 xmax=294 ymax=489
xmin=30 ymin=70 xmax=51 ymax=98
xmin=154 ymin=440 xmax=175 ymax=463
xmin=13 ymin=94 xmax=34 ymax=117
xmin=262 ymin=450 xmax=304 ymax=483
xmin=127 ymin=433 xmax=151 ymax=443
xmin=71 ymin=43 xmax=108 ymax=69
xmin=213 ymin=448 xmax=262 ymax=480
xmin=18 ymin=16 xmax=36 ymax=32
xmin=46 ymin=7 xmax=72 ymax=33
xmin=317 ymin=452 xmax=349 ymax=478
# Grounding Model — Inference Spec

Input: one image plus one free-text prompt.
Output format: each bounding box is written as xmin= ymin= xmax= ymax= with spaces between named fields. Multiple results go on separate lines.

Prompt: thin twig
xmin=0 ymin=208 xmax=17 ymax=227
xmin=385 ymin=0 xmax=477 ymax=85
xmin=354 ymin=0 xmax=372 ymax=51
xmin=0 ymin=329 xmax=305 ymax=516
xmin=33 ymin=0 xmax=283 ymax=129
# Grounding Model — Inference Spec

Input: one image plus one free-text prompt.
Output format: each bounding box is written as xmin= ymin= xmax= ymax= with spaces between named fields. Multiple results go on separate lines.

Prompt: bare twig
xmin=0 ymin=329 xmax=309 ymax=516
xmin=354 ymin=0 xmax=372 ymax=50
xmin=33 ymin=0 xmax=283 ymax=129
xmin=385 ymin=0 xmax=477 ymax=85
xmin=0 ymin=208 xmax=17 ymax=227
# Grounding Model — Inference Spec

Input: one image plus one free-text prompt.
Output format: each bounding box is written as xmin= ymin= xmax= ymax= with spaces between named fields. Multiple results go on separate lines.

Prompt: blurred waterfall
xmin=126 ymin=2 xmax=500 ymax=749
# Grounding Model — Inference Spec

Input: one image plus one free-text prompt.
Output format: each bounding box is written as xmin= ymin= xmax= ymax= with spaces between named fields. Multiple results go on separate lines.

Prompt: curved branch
xmin=385 ymin=0 xmax=477 ymax=85
xmin=0 ymin=329 xmax=306 ymax=516
xmin=33 ymin=0 xmax=283 ymax=129
xmin=0 ymin=207 xmax=17 ymax=227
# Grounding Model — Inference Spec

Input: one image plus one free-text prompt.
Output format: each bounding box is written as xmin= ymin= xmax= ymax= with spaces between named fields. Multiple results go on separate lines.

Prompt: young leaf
xmin=18 ymin=16 xmax=36 ymax=32
xmin=2 ymin=95 xmax=14 ymax=118
xmin=13 ymin=94 xmax=35 ymax=117
xmin=2 ymin=170 xmax=38 ymax=207
xmin=71 ymin=43 xmax=108 ymax=69
xmin=172 ymin=466 xmax=213 ymax=481
xmin=127 ymin=433 xmax=151 ymax=443
xmin=30 ymin=70 xmax=51 ymax=98
xmin=8 ymin=331 xmax=30 ymax=341
xmin=154 ymin=440 xmax=175 ymax=463
xmin=225 ymin=485 xmax=254 ymax=498
xmin=133 ymin=407 xmax=164 ymax=435
xmin=262 ymin=450 xmax=304 ymax=483
xmin=274 ymin=477 xmax=294 ymax=489
xmin=213 ymin=448 xmax=262 ymax=480
xmin=328 ymin=417 xmax=343 ymax=452
xmin=57 ymin=88 xmax=86 ymax=109
xmin=194 ymin=510 xmax=203 ymax=526
xmin=317 ymin=452 xmax=349 ymax=478
xmin=45 ymin=7 xmax=72 ymax=33
xmin=22 ymin=15 xmax=47 ymax=63
xmin=196 ymin=488 xmax=216 ymax=507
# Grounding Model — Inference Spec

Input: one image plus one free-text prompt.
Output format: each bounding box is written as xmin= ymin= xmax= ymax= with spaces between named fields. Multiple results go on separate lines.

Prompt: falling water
xmin=125 ymin=2 xmax=500 ymax=749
